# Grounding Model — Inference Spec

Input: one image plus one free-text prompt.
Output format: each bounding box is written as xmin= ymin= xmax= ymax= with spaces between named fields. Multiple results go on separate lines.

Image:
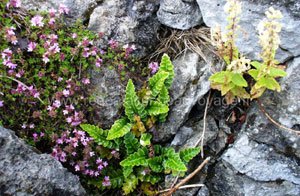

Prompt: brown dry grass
xmin=148 ymin=26 xmax=218 ymax=65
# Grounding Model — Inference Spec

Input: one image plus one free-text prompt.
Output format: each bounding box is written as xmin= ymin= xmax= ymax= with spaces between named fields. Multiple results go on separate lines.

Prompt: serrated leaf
xmin=147 ymin=156 xmax=164 ymax=173
xmin=164 ymin=148 xmax=187 ymax=172
xmin=122 ymin=174 xmax=139 ymax=195
xmin=232 ymin=73 xmax=248 ymax=87
xmin=158 ymin=54 xmax=174 ymax=89
xmin=120 ymin=147 xmax=148 ymax=167
xmin=140 ymin=133 xmax=152 ymax=146
xmin=149 ymin=71 xmax=169 ymax=98
xmin=107 ymin=118 xmax=133 ymax=140
xmin=80 ymin=124 xmax=118 ymax=149
xmin=179 ymin=147 xmax=201 ymax=163
xmin=147 ymin=101 xmax=169 ymax=116
xmin=124 ymin=79 xmax=148 ymax=121
xmin=157 ymin=85 xmax=170 ymax=105
xmin=124 ymin=132 xmax=140 ymax=154
xmin=123 ymin=166 xmax=133 ymax=178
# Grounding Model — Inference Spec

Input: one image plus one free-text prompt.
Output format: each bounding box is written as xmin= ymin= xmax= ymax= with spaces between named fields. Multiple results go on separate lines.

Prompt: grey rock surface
xmin=153 ymin=51 xmax=214 ymax=142
xmin=197 ymin=185 xmax=210 ymax=196
xmin=157 ymin=0 xmax=203 ymax=30
xmin=245 ymin=57 xmax=300 ymax=159
xmin=88 ymin=0 xmax=160 ymax=58
xmin=0 ymin=126 xmax=85 ymax=196
xmin=196 ymin=0 xmax=300 ymax=62
xmin=22 ymin=0 xmax=97 ymax=26
xmin=90 ymin=67 xmax=123 ymax=129
xmin=209 ymin=134 xmax=300 ymax=196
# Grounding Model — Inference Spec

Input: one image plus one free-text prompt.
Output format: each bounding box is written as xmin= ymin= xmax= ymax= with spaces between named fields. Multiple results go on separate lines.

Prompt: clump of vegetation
xmin=209 ymin=0 xmax=287 ymax=104
xmin=0 ymin=0 xmax=200 ymax=195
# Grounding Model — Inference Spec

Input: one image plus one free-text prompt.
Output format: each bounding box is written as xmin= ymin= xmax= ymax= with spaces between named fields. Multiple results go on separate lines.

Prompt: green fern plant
xmin=81 ymin=54 xmax=201 ymax=195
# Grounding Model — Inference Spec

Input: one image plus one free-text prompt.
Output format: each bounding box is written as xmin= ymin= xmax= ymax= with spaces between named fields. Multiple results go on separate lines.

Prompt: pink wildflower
xmin=63 ymin=89 xmax=70 ymax=97
xmin=102 ymin=176 xmax=111 ymax=186
xmin=82 ymin=78 xmax=90 ymax=84
xmin=27 ymin=42 xmax=37 ymax=52
xmin=59 ymin=4 xmax=69 ymax=15
xmin=149 ymin=62 xmax=159 ymax=74
xmin=75 ymin=165 xmax=80 ymax=171
xmin=33 ymin=133 xmax=38 ymax=141
xmin=31 ymin=15 xmax=44 ymax=27
xmin=0 ymin=100 xmax=3 ymax=107
xmin=6 ymin=0 xmax=21 ymax=8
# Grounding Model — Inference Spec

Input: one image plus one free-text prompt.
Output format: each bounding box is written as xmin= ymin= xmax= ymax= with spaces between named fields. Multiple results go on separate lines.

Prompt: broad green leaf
xmin=80 ymin=124 xmax=119 ymax=149
xmin=124 ymin=132 xmax=140 ymax=154
xmin=230 ymin=86 xmax=250 ymax=99
xmin=209 ymin=71 xmax=226 ymax=83
xmin=179 ymin=147 xmax=201 ymax=163
xmin=221 ymin=82 xmax=235 ymax=96
xmin=232 ymin=73 xmax=248 ymax=87
xmin=124 ymin=79 xmax=147 ymax=121
xmin=269 ymin=67 xmax=287 ymax=77
xmin=107 ymin=118 xmax=133 ymax=140
xmin=250 ymin=61 xmax=261 ymax=70
xmin=122 ymin=174 xmax=139 ymax=195
xmin=140 ymin=133 xmax=152 ymax=146
xmin=149 ymin=71 xmax=169 ymax=98
xmin=255 ymin=77 xmax=281 ymax=91
xmin=248 ymin=69 xmax=260 ymax=81
xmin=147 ymin=101 xmax=169 ymax=116
xmin=120 ymin=147 xmax=148 ymax=167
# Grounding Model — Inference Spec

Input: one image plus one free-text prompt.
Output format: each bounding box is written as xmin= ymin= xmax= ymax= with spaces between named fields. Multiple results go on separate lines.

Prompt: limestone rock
xmin=157 ymin=0 xmax=203 ymax=30
xmin=0 ymin=126 xmax=85 ymax=196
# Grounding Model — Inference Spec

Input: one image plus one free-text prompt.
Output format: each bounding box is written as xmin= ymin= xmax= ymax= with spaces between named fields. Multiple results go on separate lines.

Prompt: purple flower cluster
xmin=4 ymin=26 xmax=18 ymax=45
xmin=6 ymin=0 xmax=21 ymax=8
xmin=149 ymin=62 xmax=159 ymax=74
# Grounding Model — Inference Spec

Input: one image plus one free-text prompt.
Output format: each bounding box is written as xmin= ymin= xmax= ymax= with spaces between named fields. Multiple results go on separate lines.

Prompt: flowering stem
xmin=0 ymin=74 xmax=44 ymax=104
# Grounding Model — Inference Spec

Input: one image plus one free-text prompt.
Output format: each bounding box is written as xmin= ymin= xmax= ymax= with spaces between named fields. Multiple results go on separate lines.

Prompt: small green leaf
xmin=124 ymin=132 xmax=140 ymax=154
xmin=248 ymin=69 xmax=260 ymax=81
xmin=147 ymin=156 xmax=164 ymax=173
xmin=107 ymin=118 xmax=133 ymax=140
xmin=120 ymin=147 xmax=148 ymax=167
xmin=147 ymin=101 xmax=169 ymax=116
xmin=179 ymin=147 xmax=201 ymax=163
xmin=140 ymin=133 xmax=152 ymax=147
xmin=209 ymin=71 xmax=226 ymax=83
xmin=122 ymin=174 xmax=139 ymax=194
xmin=164 ymin=148 xmax=187 ymax=172
xmin=232 ymin=73 xmax=248 ymax=87
xmin=250 ymin=61 xmax=261 ymax=70
xmin=123 ymin=166 xmax=133 ymax=178
xmin=269 ymin=67 xmax=287 ymax=77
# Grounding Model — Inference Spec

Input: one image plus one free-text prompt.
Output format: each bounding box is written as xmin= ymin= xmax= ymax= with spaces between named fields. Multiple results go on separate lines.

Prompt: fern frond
xmin=123 ymin=166 xmax=134 ymax=178
xmin=147 ymin=156 xmax=164 ymax=173
xmin=122 ymin=174 xmax=139 ymax=195
xmin=80 ymin=124 xmax=119 ymax=149
xmin=124 ymin=79 xmax=148 ymax=121
xmin=120 ymin=147 xmax=148 ymax=167
xmin=157 ymin=85 xmax=170 ymax=104
xmin=158 ymin=54 xmax=174 ymax=89
xmin=140 ymin=133 xmax=152 ymax=147
xmin=147 ymin=101 xmax=169 ymax=116
xmin=163 ymin=148 xmax=187 ymax=172
xmin=124 ymin=132 xmax=140 ymax=154
xmin=149 ymin=71 xmax=169 ymax=98
xmin=107 ymin=118 xmax=133 ymax=140
xmin=179 ymin=147 xmax=201 ymax=163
